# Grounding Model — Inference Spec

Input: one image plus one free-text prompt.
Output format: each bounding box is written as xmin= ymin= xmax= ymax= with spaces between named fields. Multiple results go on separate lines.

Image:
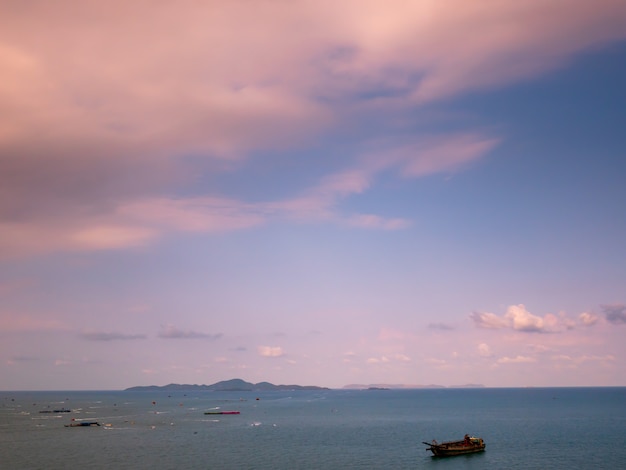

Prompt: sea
xmin=1 ymin=387 xmax=625 ymax=469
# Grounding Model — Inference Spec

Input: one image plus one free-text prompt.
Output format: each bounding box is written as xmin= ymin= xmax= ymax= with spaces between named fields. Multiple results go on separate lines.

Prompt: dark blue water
xmin=1 ymin=388 xmax=625 ymax=469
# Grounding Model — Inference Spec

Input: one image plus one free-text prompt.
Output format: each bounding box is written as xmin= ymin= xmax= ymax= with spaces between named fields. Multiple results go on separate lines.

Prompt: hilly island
xmin=125 ymin=378 xmax=329 ymax=392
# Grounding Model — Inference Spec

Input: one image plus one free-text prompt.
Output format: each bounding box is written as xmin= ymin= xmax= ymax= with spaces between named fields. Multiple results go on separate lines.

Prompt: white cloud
xmin=258 ymin=346 xmax=284 ymax=357
xmin=579 ymin=311 xmax=599 ymax=326
xmin=505 ymin=304 xmax=548 ymax=332
xmin=477 ymin=343 xmax=493 ymax=357
xmin=551 ymin=354 xmax=573 ymax=361
xmin=394 ymin=354 xmax=411 ymax=362
xmin=366 ymin=355 xmax=391 ymax=364
xmin=551 ymin=354 xmax=615 ymax=365
xmin=497 ymin=355 xmax=536 ymax=364
xmin=470 ymin=311 xmax=509 ymax=329
xmin=472 ymin=305 xmax=574 ymax=333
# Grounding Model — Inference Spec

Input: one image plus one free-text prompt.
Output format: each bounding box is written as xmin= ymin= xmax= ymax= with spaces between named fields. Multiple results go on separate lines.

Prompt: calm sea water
xmin=1 ymin=387 xmax=625 ymax=469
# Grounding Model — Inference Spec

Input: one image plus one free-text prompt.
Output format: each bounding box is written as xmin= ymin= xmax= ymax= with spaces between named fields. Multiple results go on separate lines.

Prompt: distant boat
xmin=423 ymin=435 xmax=485 ymax=456
xmin=203 ymin=411 xmax=240 ymax=415
xmin=64 ymin=421 xmax=100 ymax=427
xmin=39 ymin=408 xmax=71 ymax=413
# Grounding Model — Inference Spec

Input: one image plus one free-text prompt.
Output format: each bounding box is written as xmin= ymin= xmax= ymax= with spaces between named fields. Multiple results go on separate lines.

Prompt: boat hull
xmin=430 ymin=445 xmax=485 ymax=457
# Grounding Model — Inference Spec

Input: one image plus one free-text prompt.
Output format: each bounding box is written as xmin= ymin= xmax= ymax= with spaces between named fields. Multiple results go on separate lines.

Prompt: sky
xmin=1 ymin=0 xmax=626 ymax=391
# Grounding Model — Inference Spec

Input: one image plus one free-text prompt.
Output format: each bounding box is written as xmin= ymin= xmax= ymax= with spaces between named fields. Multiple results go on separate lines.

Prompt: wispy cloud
xmin=79 ymin=331 xmax=147 ymax=341
xmin=0 ymin=311 xmax=66 ymax=332
xmin=366 ymin=356 xmax=390 ymax=364
xmin=378 ymin=134 xmax=500 ymax=178
xmin=345 ymin=214 xmax=411 ymax=230
xmin=551 ymin=354 xmax=615 ymax=365
xmin=158 ymin=325 xmax=222 ymax=340
xmin=470 ymin=310 xmax=510 ymax=330
xmin=0 ymin=132 xmax=493 ymax=259
xmin=6 ymin=355 xmax=39 ymax=365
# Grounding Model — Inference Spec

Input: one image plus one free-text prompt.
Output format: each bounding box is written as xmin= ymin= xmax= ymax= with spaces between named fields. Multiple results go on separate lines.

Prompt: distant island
xmin=125 ymin=378 xmax=484 ymax=392
xmin=343 ymin=383 xmax=485 ymax=389
xmin=125 ymin=378 xmax=329 ymax=392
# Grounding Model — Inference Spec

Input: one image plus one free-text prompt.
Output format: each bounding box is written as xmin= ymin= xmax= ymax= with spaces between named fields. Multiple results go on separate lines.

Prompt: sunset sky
xmin=1 ymin=1 xmax=626 ymax=390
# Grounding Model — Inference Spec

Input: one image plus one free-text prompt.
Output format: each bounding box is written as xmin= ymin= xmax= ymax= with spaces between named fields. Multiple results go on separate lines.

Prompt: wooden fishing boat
xmin=39 ymin=408 xmax=71 ymax=413
xmin=423 ymin=435 xmax=485 ymax=456
xmin=64 ymin=421 xmax=101 ymax=427
xmin=203 ymin=410 xmax=240 ymax=415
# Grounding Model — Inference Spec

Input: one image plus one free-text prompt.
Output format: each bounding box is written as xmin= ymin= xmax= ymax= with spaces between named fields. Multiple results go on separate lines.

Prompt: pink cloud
xmin=551 ymin=354 xmax=615 ymax=366
xmin=0 ymin=196 xmax=266 ymax=259
xmin=119 ymin=197 xmax=265 ymax=233
xmin=392 ymin=135 xmax=500 ymax=178
xmin=0 ymin=219 xmax=158 ymax=259
xmin=497 ymin=355 xmax=537 ymax=364
xmin=2 ymin=1 xmax=624 ymax=156
xmin=366 ymin=354 xmax=411 ymax=365
xmin=406 ymin=1 xmax=626 ymax=103
xmin=258 ymin=346 xmax=284 ymax=357
xmin=472 ymin=304 xmax=579 ymax=333
xmin=70 ymin=225 xmax=156 ymax=250
xmin=579 ymin=311 xmax=600 ymax=326
xmin=1 ymin=0 xmax=625 ymax=261
xmin=477 ymin=343 xmax=493 ymax=357
xmin=267 ymin=131 xmax=497 ymax=227
xmin=506 ymin=305 xmax=553 ymax=332
xmin=0 ymin=311 xmax=66 ymax=332
xmin=470 ymin=311 xmax=509 ymax=329
xmin=345 ymin=214 xmax=411 ymax=230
